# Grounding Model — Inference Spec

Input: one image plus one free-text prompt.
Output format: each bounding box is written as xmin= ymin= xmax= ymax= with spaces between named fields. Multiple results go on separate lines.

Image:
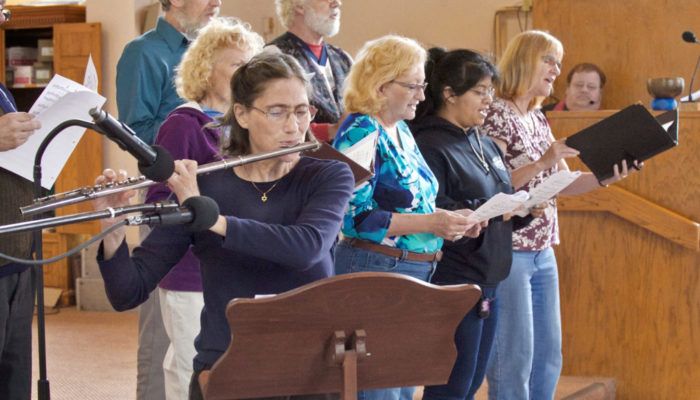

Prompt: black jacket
xmin=411 ymin=116 xmax=531 ymax=287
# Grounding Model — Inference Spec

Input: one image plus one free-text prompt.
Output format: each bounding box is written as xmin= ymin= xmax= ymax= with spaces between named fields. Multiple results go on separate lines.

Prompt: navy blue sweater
xmin=98 ymin=156 xmax=354 ymax=371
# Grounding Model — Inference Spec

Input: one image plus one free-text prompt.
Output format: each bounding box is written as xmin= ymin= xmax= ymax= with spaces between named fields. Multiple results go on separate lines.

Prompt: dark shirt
xmin=0 ymin=82 xmax=32 ymax=276
xmin=411 ymin=116 xmax=531 ymax=286
xmin=268 ymin=32 xmax=352 ymax=125
xmin=98 ymin=156 xmax=354 ymax=371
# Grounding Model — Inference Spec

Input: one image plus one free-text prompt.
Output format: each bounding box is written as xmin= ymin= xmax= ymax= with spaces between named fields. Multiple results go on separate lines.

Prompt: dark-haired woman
xmin=410 ymin=48 xmax=538 ymax=400
xmin=92 ymin=52 xmax=354 ymax=400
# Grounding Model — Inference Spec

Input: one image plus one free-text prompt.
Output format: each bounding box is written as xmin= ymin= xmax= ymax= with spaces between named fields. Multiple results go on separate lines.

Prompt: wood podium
xmin=201 ymin=272 xmax=482 ymax=400
xmin=548 ymin=110 xmax=699 ymax=400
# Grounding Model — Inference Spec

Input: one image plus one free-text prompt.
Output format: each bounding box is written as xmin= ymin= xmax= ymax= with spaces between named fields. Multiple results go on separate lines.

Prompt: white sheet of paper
xmin=83 ymin=54 xmax=99 ymax=92
xmin=0 ymin=75 xmax=106 ymax=189
xmin=471 ymin=191 xmax=529 ymax=222
xmin=340 ymin=131 xmax=378 ymax=171
xmin=522 ymin=170 xmax=581 ymax=209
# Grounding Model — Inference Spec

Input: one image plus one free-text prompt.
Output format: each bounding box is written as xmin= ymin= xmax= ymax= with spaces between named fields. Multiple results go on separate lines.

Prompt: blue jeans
xmin=334 ymin=240 xmax=437 ymax=400
xmin=422 ymin=286 xmax=498 ymax=400
xmin=485 ymin=248 xmax=562 ymax=400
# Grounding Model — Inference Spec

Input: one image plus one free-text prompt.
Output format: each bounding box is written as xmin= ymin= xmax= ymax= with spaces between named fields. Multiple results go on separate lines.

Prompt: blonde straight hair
xmin=343 ymin=35 xmax=426 ymax=115
xmin=497 ymin=30 xmax=563 ymax=110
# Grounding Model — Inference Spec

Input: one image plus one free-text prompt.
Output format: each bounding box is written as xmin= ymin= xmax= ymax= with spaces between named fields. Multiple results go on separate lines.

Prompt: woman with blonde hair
xmin=482 ymin=30 xmax=640 ymax=400
xmin=145 ymin=16 xmax=264 ymax=400
xmin=333 ymin=35 xmax=481 ymax=400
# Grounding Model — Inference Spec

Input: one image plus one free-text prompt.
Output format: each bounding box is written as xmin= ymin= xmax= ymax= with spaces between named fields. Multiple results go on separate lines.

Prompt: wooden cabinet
xmin=1 ymin=5 xmax=102 ymax=236
xmin=2 ymin=6 xmax=103 ymax=305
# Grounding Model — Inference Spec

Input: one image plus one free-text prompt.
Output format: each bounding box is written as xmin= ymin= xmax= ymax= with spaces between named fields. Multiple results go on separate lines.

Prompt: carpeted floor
xmin=31 ymin=306 xmax=138 ymax=400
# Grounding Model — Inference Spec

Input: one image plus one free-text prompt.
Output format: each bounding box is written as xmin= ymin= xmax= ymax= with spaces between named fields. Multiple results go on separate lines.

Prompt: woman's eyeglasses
xmin=249 ymin=105 xmax=317 ymax=124
xmin=541 ymin=55 xmax=562 ymax=71
xmin=391 ymin=80 xmax=428 ymax=93
xmin=470 ymin=86 xmax=495 ymax=99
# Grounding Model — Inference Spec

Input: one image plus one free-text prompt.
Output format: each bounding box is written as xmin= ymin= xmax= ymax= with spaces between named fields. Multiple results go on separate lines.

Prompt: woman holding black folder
xmin=481 ymin=30 xmax=640 ymax=400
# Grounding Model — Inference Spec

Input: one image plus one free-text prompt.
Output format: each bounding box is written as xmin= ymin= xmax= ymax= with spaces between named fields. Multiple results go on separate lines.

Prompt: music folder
xmin=564 ymin=104 xmax=678 ymax=181
xmin=305 ymin=142 xmax=374 ymax=186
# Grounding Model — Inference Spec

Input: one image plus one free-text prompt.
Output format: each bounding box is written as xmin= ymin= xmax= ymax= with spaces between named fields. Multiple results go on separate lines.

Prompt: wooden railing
xmin=559 ymin=186 xmax=700 ymax=251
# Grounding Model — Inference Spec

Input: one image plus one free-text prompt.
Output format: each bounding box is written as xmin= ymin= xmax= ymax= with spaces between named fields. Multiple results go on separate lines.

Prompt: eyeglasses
xmin=249 ymin=104 xmax=317 ymax=124
xmin=391 ymin=80 xmax=428 ymax=93
xmin=470 ymin=86 xmax=495 ymax=99
xmin=541 ymin=55 xmax=562 ymax=71
xmin=1 ymin=9 xmax=11 ymax=22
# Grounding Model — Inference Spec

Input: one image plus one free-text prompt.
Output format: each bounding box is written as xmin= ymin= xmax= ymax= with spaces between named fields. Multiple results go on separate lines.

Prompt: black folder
xmin=564 ymin=105 xmax=678 ymax=181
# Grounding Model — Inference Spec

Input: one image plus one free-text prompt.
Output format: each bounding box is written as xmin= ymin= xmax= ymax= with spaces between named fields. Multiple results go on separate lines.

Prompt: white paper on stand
xmin=0 ymin=74 xmax=106 ymax=189
xmin=340 ymin=131 xmax=378 ymax=171
xmin=83 ymin=54 xmax=99 ymax=92
xmin=471 ymin=191 xmax=529 ymax=222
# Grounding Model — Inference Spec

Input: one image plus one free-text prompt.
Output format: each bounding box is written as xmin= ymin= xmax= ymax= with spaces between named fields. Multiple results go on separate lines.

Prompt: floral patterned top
xmin=482 ymin=98 xmax=560 ymax=251
xmin=333 ymin=113 xmax=442 ymax=253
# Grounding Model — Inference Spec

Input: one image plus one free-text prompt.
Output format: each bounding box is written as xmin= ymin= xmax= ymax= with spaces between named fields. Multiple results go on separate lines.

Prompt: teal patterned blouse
xmin=333 ymin=113 xmax=443 ymax=253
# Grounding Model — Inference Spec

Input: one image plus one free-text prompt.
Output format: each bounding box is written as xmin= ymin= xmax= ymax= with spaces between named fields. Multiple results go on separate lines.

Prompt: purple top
xmin=98 ymin=156 xmax=354 ymax=371
xmin=481 ymin=98 xmax=559 ymax=251
xmin=146 ymin=103 xmax=223 ymax=291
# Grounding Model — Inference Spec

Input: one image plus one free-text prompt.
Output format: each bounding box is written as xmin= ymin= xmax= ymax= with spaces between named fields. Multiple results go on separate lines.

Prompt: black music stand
xmin=201 ymin=272 xmax=482 ymax=400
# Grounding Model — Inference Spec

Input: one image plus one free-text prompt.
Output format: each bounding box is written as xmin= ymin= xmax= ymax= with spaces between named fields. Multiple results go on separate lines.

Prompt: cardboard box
xmin=6 ymin=46 xmax=37 ymax=66
xmin=33 ymin=62 xmax=52 ymax=84
xmin=37 ymin=39 xmax=53 ymax=62
xmin=12 ymin=65 xmax=33 ymax=85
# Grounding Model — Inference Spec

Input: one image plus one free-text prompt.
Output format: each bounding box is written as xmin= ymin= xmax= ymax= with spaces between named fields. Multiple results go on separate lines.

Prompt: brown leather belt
xmin=343 ymin=238 xmax=442 ymax=262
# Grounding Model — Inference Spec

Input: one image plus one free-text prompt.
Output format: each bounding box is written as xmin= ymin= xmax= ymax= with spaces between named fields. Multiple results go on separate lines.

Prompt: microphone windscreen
xmin=182 ymin=196 xmax=220 ymax=232
xmin=138 ymin=145 xmax=175 ymax=182
xmin=682 ymin=31 xmax=697 ymax=43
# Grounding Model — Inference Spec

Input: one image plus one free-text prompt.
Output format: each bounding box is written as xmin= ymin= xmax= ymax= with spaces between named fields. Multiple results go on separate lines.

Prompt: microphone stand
xmin=32 ymin=119 xmax=103 ymax=400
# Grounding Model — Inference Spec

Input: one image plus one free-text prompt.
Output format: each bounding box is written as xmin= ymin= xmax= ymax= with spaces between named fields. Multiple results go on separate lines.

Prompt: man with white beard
xmin=269 ymin=0 xmax=352 ymax=142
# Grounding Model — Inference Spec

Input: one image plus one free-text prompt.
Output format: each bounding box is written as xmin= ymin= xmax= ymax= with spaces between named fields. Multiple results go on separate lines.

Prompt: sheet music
xmin=522 ymin=170 xmax=581 ymax=209
xmin=340 ymin=131 xmax=378 ymax=171
xmin=0 ymin=74 xmax=106 ymax=189
xmin=83 ymin=54 xmax=99 ymax=92
xmin=471 ymin=191 xmax=529 ymax=222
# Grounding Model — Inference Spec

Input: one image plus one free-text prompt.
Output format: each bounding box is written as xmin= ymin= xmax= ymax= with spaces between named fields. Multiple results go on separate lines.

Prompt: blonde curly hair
xmin=175 ymin=17 xmax=264 ymax=102
xmin=343 ymin=35 xmax=426 ymax=115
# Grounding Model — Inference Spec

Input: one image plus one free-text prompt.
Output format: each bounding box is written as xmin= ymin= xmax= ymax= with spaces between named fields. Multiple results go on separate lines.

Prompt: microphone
xmin=89 ymin=107 xmax=175 ymax=182
xmin=683 ymin=30 xmax=698 ymax=44
xmin=682 ymin=31 xmax=700 ymax=102
xmin=126 ymin=196 xmax=219 ymax=232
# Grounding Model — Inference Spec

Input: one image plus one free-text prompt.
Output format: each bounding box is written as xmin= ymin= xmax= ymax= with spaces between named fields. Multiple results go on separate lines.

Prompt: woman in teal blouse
xmin=332 ymin=35 xmax=482 ymax=400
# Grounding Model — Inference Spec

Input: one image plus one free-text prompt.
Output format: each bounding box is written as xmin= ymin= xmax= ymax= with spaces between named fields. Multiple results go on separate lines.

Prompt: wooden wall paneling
xmin=547 ymin=110 xmax=700 ymax=400
xmin=52 ymin=22 xmax=102 ymax=236
xmin=533 ymin=0 xmax=700 ymax=110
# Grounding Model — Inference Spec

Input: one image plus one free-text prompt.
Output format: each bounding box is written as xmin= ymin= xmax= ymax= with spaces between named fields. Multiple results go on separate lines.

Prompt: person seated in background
xmin=144 ymin=17 xmax=264 ymax=400
xmin=269 ymin=0 xmax=352 ymax=142
xmin=541 ymin=62 xmax=606 ymax=113
xmin=94 ymin=52 xmax=354 ymax=400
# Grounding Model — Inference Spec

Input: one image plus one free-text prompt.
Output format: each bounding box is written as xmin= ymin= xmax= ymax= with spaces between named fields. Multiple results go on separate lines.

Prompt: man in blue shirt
xmin=115 ymin=1 xmax=220 ymax=399
xmin=0 ymin=1 xmax=42 ymax=398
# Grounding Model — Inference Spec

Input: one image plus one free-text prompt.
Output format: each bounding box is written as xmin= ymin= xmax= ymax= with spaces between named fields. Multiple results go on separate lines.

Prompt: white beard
xmin=304 ymin=8 xmax=340 ymax=38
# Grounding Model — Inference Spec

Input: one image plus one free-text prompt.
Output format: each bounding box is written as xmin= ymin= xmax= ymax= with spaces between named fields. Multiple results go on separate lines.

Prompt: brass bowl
xmin=647 ymin=77 xmax=685 ymax=98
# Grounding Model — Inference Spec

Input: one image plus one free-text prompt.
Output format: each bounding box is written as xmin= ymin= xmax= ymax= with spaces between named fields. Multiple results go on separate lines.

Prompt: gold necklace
xmin=250 ymin=180 xmax=279 ymax=202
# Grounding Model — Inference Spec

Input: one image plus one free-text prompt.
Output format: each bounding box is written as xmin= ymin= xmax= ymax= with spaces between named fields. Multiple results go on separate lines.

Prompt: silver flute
xmin=21 ymin=141 xmax=321 ymax=216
